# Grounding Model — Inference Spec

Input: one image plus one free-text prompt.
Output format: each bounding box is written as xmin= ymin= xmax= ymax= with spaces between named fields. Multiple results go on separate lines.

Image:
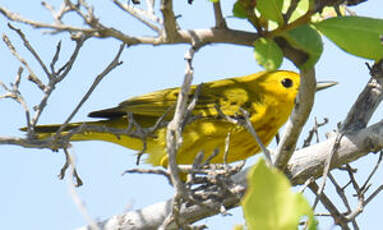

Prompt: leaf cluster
xmin=230 ymin=0 xmax=383 ymax=70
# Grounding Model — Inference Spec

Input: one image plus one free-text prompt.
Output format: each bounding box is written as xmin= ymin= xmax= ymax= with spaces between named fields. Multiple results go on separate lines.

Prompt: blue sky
xmin=1 ymin=0 xmax=383 ymax=229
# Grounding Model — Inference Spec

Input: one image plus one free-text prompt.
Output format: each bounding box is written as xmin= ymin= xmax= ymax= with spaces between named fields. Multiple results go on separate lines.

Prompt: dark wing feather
xmin=88 ymin=108 xmax=127 ymax=118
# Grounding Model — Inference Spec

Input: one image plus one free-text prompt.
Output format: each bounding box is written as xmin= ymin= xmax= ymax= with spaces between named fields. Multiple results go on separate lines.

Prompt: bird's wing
xmin=88 ymin=78 xmax=260 ymax=119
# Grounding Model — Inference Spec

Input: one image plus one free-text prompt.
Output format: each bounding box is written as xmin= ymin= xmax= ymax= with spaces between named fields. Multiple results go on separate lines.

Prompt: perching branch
xmin=78 ymin=118 xmax=383 ymax=230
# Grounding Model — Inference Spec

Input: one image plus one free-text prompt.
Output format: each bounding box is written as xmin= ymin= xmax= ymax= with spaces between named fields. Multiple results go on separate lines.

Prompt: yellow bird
xmin=23 ymin=71 xmax=335 ymax=167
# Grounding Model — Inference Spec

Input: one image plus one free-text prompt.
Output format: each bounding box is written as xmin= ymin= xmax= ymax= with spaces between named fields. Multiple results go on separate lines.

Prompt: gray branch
xmin=77 ymin=119 xmax=383 ymax=230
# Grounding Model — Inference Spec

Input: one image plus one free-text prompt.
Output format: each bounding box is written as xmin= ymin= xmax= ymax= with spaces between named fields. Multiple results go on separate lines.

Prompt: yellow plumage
xmin=26 ymin=70 xmax=301 ymax=167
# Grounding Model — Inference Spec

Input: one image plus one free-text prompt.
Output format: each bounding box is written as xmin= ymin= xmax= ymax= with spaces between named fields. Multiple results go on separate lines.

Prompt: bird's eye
xmin=281 ymin=78 xmax=293 ymax=88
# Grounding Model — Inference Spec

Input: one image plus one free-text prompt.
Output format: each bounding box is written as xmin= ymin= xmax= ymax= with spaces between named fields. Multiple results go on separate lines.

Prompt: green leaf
xmin=256 ymin=0 xmax=284 ymax=25
xmin=233 ymin=0 xmax=254 ymax=18
xmin=242 ymin=159 xmax=316 ymax=230
xmin=282 ymin=0 xmax=315 ymax=23
xmin=314 ymin=16 xmax=383 ymax=61
xmin=254 ymin=38 xmax=283 ymax=70
xmin=289 ymin=0 xmax=309 ymax=23
xmin=208 ymin=0 xmax=219 ymax=2
xmin=281 ymin=24 xmax=323 ymax=69
xmin=232 ymin=0 xmax=252 ymax=19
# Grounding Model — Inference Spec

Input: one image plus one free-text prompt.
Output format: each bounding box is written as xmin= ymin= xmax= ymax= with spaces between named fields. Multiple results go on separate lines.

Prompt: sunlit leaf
xmin=256 ymin=0 xmax=284 ymax=25
xmin=283 ymin=0 xmax=316 ymax=23
xmin=287 ymin=0 xmax=309 ymax=23
xmin=254 ymin=37 xmax=283 ymax=70
xmin=314 ymin=16 xmax=383 ymax=60
xmin=242 ymin=159 xmax=316 ymax=230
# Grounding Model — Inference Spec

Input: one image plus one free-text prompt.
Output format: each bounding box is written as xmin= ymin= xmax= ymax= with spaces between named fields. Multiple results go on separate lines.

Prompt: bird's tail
xmin=20 ymin=118 xmax=169 ymax=167
xmin=20 ymin=121 xmax=107 ymax=140
xmin=19 ymin=119 xmax=151 ymax=155
xmin=21 ymin=122 xmax=83 ymax=133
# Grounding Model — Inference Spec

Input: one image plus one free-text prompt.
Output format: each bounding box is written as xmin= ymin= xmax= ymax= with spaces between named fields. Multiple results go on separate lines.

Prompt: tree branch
xmin=160 ymin=0 xmax=179 ymax=42
xmin=0 ymin=6 xmax=260 ymax=47
xmin=76 ymin=118 xmax=383 ymax=230
xmin=273 ymin=68 xmax=316 ymax=169
xmin=212 ymin=1 xmax=227 ymax=29
xmin=341 ymin=60 xmax=383 ymax=131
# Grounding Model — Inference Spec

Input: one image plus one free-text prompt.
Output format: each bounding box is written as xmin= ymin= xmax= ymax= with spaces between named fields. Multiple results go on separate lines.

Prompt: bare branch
xmin=59 ymin=148 xmax=83 ymax=187
xmin=239 ymin=108 xmax=272 ymax=166
xmin=213 ymin=1 xmax=227 ymax=29
xmin=122 ymin=168 xmax=172 ymax=185
xmin=2 ymin=32 xmax=45 ymax=90
xmin=55 ymin=43 xmax=125 ymax=134
xmin=113 ymin=0 xmax=163 ymax=33
xmin=302 ymin=117 xmax=329 ymax=148
xmin=1 ymin=6 xmax=262 ymax=47
xmin=273 ymin=68 xmax=316 ymax=170
xmin=312 ymin=133 xmax=344 ymax=209
xmin=160 ymin=0 xmax=179 ymax=42
xmin=113 ymin=0 xmax=161 ymax=33
xmin=328 ymin=173 xmax=352 ymax=213
xmin=7 ymin=23 xmax=51 ymax=79
xmin=288 ymin=120 xmax=383 ymax=185
xmin=162 ymin=44 xmax=198 ymax=229
xmin=341 ymin=60 xmax=383 ymax=131
xmin=65 ymin=148 xmax=98 ymax=229
xmin=309 ymin=181 xmax=350 ymax=229
xmin=360 ymin=151 xmax=383 ymax=191
xmin=0 ymin=6 xmax=97 ymax=34
xmin=0 ymin=67 xmax=32 ymax=134
xmin=42 ymin=0 xmax=80 ymax=24
xmin=365 ymin=184 xmax=383 ymax=205
xmin=76 ymin=119 xmax=383 ymax=230
xmin=30 ymin=34 xmax=87 ymax=128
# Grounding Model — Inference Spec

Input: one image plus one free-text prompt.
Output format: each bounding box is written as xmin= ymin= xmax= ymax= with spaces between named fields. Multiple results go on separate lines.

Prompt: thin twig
xmin=113 ymin=0 xmax=161 ymax=33
xmin=8 ymin=23 xmax=51 ymax=79
xmin=298 ymin=177 xmax=314 ymax=193
xmin=65 ymin=148 xmax=98 ymax=230
xmin=161 ymin=44 xmax=199 ymax=229
xmin=365 ymin=185 xmax=383 ymax=205
xmin=302 ymin=117 xmax=329 ymax=148
xmin=309 ymin=181 xmax=350 ymax=230
xmin=2 ymin=32 xmax=45 ymax=90
xmin=360 ymin=151 xmax=383 ymax=192
xmin=328 ymin=173 xmax=352 ymax=212
xmin=60 ymin=148 xmax=83 ymax=187
xmin=0 ymin=67 xmax=32 ymax=135
xmin=239 ymin=108 xmax=272 ymax=166
xmin=29 ymin=34 xmax=87 ymax=129
xmin=312 ymin=133 xmax=344 ymax=209
xmin=55 ymin=43 xmax=125 ymax=134
xmin=122 ymin=168 xmax=172 ymax=185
